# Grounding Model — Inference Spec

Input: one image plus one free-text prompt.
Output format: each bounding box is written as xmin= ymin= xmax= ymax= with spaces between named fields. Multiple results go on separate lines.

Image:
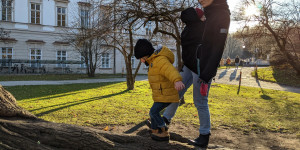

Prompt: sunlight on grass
xmin=252 ymin=66 xmax=300 ymax=87
xmin=5 ymin=81 xmax=300 ymax=134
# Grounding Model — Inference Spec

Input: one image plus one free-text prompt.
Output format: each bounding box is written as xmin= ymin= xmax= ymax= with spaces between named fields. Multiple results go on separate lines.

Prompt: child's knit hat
xmin=195 ymin=8 xmax=204 ymax=19
xmin=134 ymin=39 xmax=155 ymax=59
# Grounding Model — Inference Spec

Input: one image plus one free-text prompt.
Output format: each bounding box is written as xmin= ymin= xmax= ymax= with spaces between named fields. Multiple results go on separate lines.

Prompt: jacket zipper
xmin=159 ymin=84 xmax=163 ymax=95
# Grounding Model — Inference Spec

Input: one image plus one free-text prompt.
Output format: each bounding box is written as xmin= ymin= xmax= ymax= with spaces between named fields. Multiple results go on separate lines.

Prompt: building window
xmin=131 ymin=56 xmax=135 ymax=69
xmin=101 ymin=53 xmax=110 ymax=68
xmin=145 ymin=21 xmax=152 ymax=36
xmin=170 ymin=0 xmax=175 ymax=5
xmin=1 ymin=47 xmax=12 ymax=67
xmin=80 ymin=9 xmax=89 ymax=28
xmin=80 ymin=55 xmax=87 ymax=68
xmin=1 ymin=0 xmax=12 ymax=21
xmin=144 ymin=62 xmax=149 ymax=69
xmin=30 ymin=49 xmax=41 ymax=67
xmin=163 ymin=0 xmax=175 ymax=5
xmin=57 ymin=7 xmax=66 ymax=27
xmin=30 ymin=3 xmax=41 ymax=24
xmin=57 ymin=51 xmax=67 ymax=67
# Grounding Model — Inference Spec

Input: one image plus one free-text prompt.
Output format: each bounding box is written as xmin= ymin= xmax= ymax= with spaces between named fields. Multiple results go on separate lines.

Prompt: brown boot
xmin=151 ymin=127 xmax=170 ymax=141
xmin=149 ymin=129 xmax=159 ymax=134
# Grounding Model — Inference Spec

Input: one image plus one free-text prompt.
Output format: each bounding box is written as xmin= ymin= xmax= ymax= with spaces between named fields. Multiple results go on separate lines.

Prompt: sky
xmin=227 ymin=0 xmax=243 ymax=33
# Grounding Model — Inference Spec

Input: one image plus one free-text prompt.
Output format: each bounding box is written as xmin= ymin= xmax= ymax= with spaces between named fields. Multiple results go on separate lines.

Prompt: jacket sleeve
xmin=199 ymin=8 xmax=230 ymax=83
xmin=158 ymin=57 xmax=182 ymax=83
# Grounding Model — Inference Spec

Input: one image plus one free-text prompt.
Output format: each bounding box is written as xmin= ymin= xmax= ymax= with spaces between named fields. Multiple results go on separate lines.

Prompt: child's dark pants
xmin=149 ymin=102 xmax=171 ymax=129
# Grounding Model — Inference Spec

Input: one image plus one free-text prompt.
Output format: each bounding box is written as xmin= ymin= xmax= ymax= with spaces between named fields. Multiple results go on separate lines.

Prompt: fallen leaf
xmin=103 ymin=126 xmax=109 ymax=131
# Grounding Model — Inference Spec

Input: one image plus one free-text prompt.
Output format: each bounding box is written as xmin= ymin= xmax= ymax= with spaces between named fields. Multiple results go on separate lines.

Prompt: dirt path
xmin=94 ymin=122 xmax=300 ymax=150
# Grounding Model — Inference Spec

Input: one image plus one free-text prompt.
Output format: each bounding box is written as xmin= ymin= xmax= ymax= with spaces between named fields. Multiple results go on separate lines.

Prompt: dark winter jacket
xmin=198 ymin=0 xmax=231 ymax=83
xmin=235 ymin=57 xmax=240 ymax=63
xmin=180 ymin=7 xmax=205 ymax=74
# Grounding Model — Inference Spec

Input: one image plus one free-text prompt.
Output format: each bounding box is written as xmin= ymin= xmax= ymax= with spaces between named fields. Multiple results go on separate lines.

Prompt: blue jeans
xmin=149 ymin=102 xmax=171 ymax=129
xmin=163 ymin=66 xmax=212 ymax=135
xmin=235 ymin=63 xmax=239 ymax=68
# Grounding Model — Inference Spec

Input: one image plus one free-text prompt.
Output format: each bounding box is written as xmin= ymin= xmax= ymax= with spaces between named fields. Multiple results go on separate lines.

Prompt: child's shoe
xmin=151 ymin=127 xmax=170 ymax=141
xmin=149 ymin=128 xmax=159 ymax=134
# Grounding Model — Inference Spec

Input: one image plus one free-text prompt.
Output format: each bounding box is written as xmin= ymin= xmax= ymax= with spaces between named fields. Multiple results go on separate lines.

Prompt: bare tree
xmin=94 ymin=1 xmax=146 ymax=90
xmin=63 ymin=0 xmax=112 ymax=77
xmin=119 ymin=0 xmax=197 ymax=70
xmin=99 ymin=0 xmax=196 ymax=89
xmin=223 ymin=34 xmax=244 ymax=59
xmin=234 ymin=0 xmax=300 ymax=75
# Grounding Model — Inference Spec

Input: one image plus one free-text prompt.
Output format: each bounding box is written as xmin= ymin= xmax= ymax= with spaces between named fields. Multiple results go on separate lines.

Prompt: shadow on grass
xmin=218 ymin=70 xmax=228 ymax=79
xmin=229 ymin=69 xmax=237 ymax=81
xmin=35 ymin=89 xmax=129 ymax=117
xmin=6 ymin=82 xmax=120 ymax=100
xmin=272 ymin=66 xmax=300 ymax=88
xmin=255 ymin=74 xmax=272 ymax=100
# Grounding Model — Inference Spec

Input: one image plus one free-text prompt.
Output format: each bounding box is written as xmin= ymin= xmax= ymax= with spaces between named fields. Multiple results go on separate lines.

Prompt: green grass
xmin=4 ymin=81 xmax=300 ymax=134
xmin=251 ymin=66 xmax=300 ymax=87
xmin=0 ymin=74 xmax=125 ymax=81
xmin=218 ymin=66 xmax=235 ymax=70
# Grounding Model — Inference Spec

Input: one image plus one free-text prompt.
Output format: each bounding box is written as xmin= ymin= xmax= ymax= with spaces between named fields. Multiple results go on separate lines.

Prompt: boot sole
xmin=188 ymin=140 xmax=208 ymax=148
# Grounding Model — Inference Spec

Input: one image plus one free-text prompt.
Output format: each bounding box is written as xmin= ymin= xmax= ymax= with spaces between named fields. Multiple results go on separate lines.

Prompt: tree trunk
xmin=88 ymin=68 xmax=96 ymax=77
xmin=126 ymin=66 xmax=134 ymax=90
xmin=0 ymin=85 xmax=197 ymax=149
xmin=280 ymin=48 xmax=300 ymax=76
xmin=0 ymin=85 xmax=36 ymax=118
xmin=124 ymin=56 xmax=134 ymax=90
xmin=176 ymin=41 xmax=183 ymax=71
xmin=133 ymin=61 xmax=142 ymax=80
xmin=288 ymin=58 xmax=300 ymax=76
xmin=285 ymin=53 xmax=300 ymax=76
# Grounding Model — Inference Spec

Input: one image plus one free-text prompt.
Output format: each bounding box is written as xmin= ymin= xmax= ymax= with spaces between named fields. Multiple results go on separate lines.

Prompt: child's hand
xmin=174 ymin=81 xmax=185 ymax=91
xmin=201 ymin=15 xmax=206 ymax=21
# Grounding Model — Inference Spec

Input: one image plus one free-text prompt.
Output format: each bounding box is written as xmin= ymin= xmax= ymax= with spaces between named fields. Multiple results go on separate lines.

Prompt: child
xmin=134 ymin=39 xmax=185 ymax=141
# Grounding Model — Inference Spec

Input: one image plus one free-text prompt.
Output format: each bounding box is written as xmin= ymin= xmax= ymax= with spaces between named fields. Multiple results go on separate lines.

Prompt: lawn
xmin=0 ymin=74 xmax=125 ymax=81
xmin=4 ymin=81 xmax=300 ymax=135
xmin=218 ymin=66 xmax=235 ymax=70
xmin=252 ymin=66 xmax=300 ymax=87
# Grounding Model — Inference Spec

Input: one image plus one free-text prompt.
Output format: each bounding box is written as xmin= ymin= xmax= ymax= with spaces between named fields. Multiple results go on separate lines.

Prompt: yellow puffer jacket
xmin=146 ymin=46 xmax=182 ymax=103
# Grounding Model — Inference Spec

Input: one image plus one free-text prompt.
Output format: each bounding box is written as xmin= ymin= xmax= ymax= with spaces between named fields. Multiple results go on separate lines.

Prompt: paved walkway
xmin=1 ymin=67 xmax=299 ymax=94
xmin=214 ymin=67 xmax=300 ymax=94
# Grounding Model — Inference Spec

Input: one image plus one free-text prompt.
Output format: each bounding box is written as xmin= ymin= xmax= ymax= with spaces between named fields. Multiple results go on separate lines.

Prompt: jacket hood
xmin=147 ymin=46 xmax=174 ymax=64
xmin=204 ymin=0 xmax=229 ymax=16
xmin=181 ymin=7 xmax=200 ymax=24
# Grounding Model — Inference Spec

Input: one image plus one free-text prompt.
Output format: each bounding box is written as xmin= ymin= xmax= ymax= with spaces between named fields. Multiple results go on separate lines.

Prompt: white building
xmin=0 ymin=0 xmax=177 ymax=74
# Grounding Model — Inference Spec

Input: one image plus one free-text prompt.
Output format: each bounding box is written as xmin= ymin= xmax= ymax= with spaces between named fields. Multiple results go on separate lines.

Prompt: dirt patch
xmin=94 ymin=122 xmax=300 ymax=150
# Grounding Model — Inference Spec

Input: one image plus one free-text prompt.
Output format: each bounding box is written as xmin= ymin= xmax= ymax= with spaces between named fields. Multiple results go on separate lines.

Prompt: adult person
xmin=226 ymin=57 xmax=231 ymax=69
xmin=162 ymin=0 xmax=230 ymax=148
